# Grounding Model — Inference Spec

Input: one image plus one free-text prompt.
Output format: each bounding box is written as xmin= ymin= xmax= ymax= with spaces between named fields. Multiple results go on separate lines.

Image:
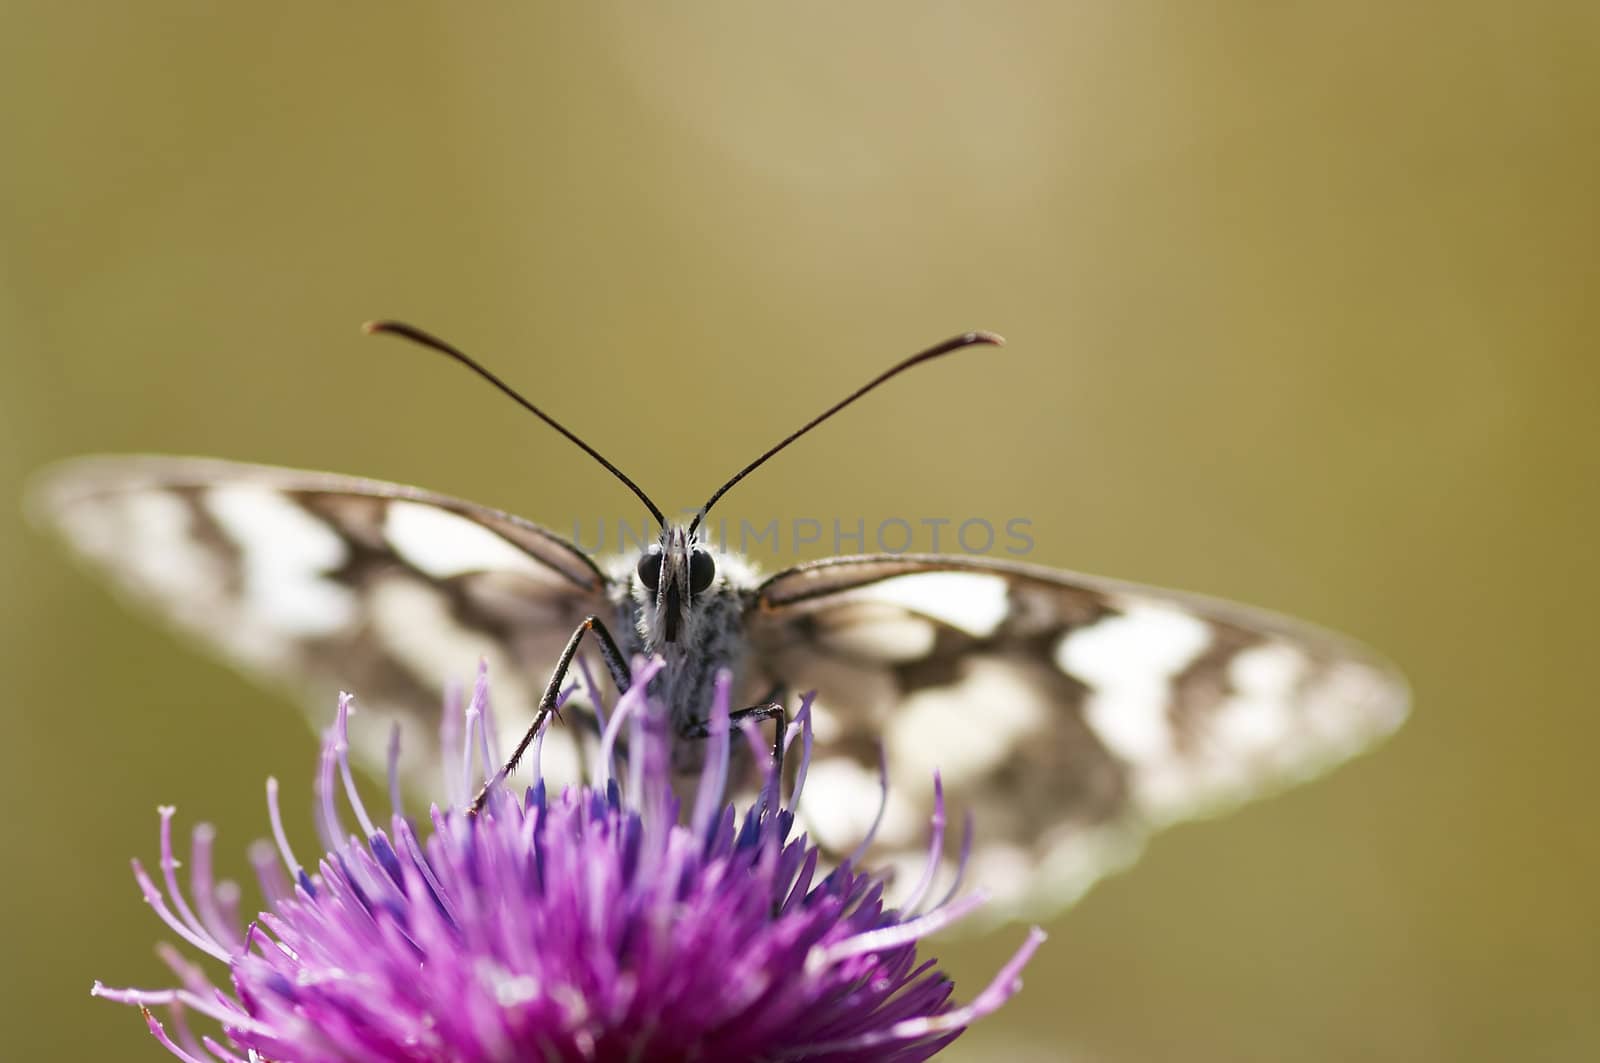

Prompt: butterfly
xmin=30 ymin=322 xmax=1408 ymax=920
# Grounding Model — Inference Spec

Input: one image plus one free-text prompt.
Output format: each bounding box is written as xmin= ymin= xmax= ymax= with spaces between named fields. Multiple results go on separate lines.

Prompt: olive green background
xmin=2 ymin=4 xmax=1595 ymax=1061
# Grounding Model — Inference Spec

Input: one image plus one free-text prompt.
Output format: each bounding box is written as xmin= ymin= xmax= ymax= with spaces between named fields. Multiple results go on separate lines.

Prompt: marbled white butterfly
xmin=30 ymin=322 xmax=1407 ymax=919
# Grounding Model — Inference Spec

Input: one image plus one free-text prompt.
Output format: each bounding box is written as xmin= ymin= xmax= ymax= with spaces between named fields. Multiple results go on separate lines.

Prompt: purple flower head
xmin=96 ymin=659 xmax=1044 ymax=1061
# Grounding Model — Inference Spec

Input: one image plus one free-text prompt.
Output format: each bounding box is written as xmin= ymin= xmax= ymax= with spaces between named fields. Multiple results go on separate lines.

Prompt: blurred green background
xmin=2 ymin=4 xmax=1595 ymax=1060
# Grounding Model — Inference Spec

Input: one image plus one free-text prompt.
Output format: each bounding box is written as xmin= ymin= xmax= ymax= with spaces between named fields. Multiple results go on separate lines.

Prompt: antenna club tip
xmin=361 ymin=319 xmax=402 ymax=336
xmin=969 ymin=330 xmax=1006 ymax=347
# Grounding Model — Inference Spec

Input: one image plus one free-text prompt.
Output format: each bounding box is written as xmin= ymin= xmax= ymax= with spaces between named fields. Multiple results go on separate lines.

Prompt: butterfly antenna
xmin=364 ymin=321 xmax=666 ymax=527
xmin=688 ymin=330 xmax=1004 ymax=535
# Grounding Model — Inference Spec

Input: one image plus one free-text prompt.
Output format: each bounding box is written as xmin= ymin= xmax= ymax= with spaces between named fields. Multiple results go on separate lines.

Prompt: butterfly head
xmin=634 ymin=526 xmax=716 ymax=645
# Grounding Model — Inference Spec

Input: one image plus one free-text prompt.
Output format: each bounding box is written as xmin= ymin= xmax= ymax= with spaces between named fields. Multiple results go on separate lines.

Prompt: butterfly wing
xmin=30 ymin=455 xmax=615 ymax=781
xmin=747 ymin=555 xmax=1408 ymax=919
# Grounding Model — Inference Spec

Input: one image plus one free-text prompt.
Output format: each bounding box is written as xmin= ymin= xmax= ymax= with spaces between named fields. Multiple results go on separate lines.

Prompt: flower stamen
xmin=98 ymin=661 xmax=1041 ymax=1061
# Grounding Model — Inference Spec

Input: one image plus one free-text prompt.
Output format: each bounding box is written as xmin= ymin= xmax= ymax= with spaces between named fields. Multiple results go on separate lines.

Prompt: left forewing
xmin=30 ymin=456 xmax=614 ymax=782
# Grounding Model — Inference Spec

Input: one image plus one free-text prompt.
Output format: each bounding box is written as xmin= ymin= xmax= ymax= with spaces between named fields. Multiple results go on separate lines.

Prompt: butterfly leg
xmin=681 ymin=699 xmax=790 ymax=800
xmin=684 ymin=697 xmax=790 ymax=915
xmin=470 ymin=615 xmax=631 ymax=814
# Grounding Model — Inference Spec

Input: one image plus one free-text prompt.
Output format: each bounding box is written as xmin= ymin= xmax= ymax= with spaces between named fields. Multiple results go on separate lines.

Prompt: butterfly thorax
xmin=610 ymin=528 xmax=758 ymax=738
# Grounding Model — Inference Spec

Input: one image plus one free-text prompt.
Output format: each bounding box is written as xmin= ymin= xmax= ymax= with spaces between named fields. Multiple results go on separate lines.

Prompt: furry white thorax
xmin=607 ymin=529 xmax=764 ymax=731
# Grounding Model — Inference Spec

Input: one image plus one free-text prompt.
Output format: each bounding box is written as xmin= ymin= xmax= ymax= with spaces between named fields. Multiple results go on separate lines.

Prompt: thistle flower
xmin=95 ymin=659 xmax=1044 ymax=1061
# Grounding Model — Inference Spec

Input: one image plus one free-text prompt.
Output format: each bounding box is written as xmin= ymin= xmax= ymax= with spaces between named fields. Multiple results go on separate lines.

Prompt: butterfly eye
xmin=689 ymin=548 xmax=716 ymax=595
xmin=637 ymin=546 xmax=663 ymax=591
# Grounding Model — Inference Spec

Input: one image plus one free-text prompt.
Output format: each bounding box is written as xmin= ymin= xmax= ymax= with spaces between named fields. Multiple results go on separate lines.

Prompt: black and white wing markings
xmin=30 ymin=455 xmax=612 ymax=779
xmin=750 ymin=555 xmax=1408 ymax=917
